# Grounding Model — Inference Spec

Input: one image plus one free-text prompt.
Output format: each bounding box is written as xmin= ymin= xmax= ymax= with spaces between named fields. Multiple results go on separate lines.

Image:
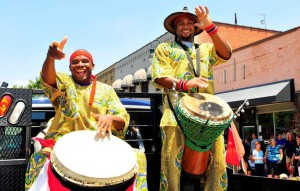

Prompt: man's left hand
xmin=194 ymin=6 xmax=213 ymax=30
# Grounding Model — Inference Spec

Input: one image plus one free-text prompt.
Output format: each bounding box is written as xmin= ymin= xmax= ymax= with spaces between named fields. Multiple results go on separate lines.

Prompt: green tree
xmin=26 ymin=77 xmax=42 ymax=89
xmin=11 ymin=77 xmax=42 ymax=89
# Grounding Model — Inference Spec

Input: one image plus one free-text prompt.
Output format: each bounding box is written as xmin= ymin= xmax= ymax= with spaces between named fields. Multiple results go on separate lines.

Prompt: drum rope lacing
xmin=167 ymin=93 xmax=213 ymax=151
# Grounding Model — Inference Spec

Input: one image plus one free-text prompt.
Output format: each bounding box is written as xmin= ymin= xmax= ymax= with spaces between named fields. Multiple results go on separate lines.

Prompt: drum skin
xmin=51 ymin=130 xmax=137 ymax=189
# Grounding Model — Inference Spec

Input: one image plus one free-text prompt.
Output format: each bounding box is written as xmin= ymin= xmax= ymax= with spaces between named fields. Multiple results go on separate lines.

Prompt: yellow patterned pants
xmin=160 ymin=126 xmax=228 ymax=191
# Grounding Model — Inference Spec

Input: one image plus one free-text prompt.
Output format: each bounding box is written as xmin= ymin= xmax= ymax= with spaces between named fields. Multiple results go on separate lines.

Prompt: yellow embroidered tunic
xmin=42 ymin=72 xmax=129 ymax=138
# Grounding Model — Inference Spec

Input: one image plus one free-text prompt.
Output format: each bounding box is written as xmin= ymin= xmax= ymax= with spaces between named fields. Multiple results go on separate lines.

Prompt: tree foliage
xmin=11 ymin=77 xmax=42 ymax=89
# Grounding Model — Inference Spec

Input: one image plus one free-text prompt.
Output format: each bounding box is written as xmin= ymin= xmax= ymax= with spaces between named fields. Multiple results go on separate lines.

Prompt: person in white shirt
xmin=252 ymin=141 xmax=265 ymax=176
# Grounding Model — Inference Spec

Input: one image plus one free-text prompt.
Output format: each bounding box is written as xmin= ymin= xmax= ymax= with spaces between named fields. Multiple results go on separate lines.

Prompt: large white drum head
xmin=51 ymin=130 xmax=137 ymax=187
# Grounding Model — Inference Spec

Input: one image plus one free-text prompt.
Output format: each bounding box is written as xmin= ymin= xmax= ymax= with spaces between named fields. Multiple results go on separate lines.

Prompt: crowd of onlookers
xmin=241 ymin=132 xmax=300 ymax=179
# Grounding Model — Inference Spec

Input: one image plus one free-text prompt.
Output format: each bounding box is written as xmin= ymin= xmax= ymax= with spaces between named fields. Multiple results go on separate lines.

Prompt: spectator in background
xmin=126 ymin=120 xmax=145 ymax=152
xmin=285 ymin=132 xmax=297 ymax=177
xmin=276 ymin=132 xmax=287 ymax=174
xmin=247 ymin=155 xmax=256 ymax=175
xmin=251 ymin=133 xmax=259 ymax=152
xmin=252 ymin=142 xmax=265 ymax=176
xmin=282 ymin=131 xmax=287 ymax=140
xmin=294 ymin=136 xmax=300 ymax=177
xmin=265 ymin=138 xmax=283 ymax=178
xmin=276 ymin=133 xmax=286 ymax=149
xmin=243 ymin=138 xmax=251 ymax=159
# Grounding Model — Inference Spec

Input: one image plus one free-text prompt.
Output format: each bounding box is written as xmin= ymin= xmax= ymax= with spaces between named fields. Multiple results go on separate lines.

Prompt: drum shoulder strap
xmin=166 ymin=93 xmax=183 ymax=129
xmin=175 ymin=41 xmax=200 ymax=78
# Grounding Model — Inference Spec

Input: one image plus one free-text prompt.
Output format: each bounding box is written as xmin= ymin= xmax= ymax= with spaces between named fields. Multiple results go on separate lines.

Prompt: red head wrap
xmin=69 ymin=49 xmax=94 ymax=65
xmin=173 ymin=14 xmax=197 ymax=26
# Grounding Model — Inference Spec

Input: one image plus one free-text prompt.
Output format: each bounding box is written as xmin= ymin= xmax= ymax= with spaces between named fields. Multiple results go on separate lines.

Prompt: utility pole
xmin=234 ymin=13 xmax=237 ymax=25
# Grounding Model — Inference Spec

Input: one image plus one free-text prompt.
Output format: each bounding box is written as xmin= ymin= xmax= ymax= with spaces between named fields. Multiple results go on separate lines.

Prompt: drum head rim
xmin=51 ymin=130 xmax=137 ymax=187
xmin=180 ymin=93 xmax=233 ymax=122
xmin=51 ymin=152 xmax=137 ymax=187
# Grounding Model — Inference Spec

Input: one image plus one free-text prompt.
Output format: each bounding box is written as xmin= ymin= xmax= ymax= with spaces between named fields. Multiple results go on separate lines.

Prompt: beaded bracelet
xmin=176 ymin=80 xmax=183 ymax=91
xmin=174 ymin=79 xmax=190 ymax=92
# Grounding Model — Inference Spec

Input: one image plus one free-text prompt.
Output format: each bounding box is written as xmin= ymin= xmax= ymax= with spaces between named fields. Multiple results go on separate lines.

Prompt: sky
xmin=0 ymin=0 xmax=299 ymax=87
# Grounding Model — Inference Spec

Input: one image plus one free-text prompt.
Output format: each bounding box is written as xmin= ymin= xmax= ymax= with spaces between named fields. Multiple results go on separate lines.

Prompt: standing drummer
xmin=25 ymin=37 xmax=148 ymax=191
xmin=151 ymin=5 xmax=232 ymax=191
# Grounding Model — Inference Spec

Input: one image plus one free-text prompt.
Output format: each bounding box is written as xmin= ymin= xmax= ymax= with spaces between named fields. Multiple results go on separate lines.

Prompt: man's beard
xmin=177 ymin=34 xmax=193 ymax=42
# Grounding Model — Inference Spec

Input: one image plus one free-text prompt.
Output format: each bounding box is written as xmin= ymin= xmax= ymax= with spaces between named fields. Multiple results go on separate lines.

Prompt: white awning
xmin=121 ymin=74 xmax=134 ymax=88
xmin=215 ymin=79 xmax=294 ymax=108
xmin=133 ymin=69 xmax=147 ymax=84
xmin=146 ymin=65 xmax=152 ymax=80
xmin=112 ymin=79 xmax=123 ymax=91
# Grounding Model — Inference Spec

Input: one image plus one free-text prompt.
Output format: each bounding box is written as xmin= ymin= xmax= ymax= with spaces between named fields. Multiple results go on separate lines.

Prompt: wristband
xmin=183 ymin=80 xmax=189 ymax=91
xmin=180 ymin=80 xmax=184 ymax=91
xmin=176 ymin=80 xmax=183 ymax=91
xmin=205 ymin=23 xmax=215 ymax=32
xmin=205 ymin=23 xmax=218 ymax=36
xmin=208 ymin=27 xmax=218 ymax=36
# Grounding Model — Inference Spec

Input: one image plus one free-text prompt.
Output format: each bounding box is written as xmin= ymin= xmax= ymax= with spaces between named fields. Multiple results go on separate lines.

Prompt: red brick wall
xmin=196 ymin=22 xmax=280 ymax=50
xmin=213 ymin=27 xmax=300 ymax=93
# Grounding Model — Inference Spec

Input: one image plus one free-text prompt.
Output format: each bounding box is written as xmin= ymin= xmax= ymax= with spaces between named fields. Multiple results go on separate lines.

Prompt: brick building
xmin=197 ymin=22 xmax=279 ymax=50
xmin=214 ymin=27 xmax=300 ymax=139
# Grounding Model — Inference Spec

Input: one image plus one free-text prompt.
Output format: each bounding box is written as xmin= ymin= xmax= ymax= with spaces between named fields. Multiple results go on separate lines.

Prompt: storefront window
xmin=274 ymin=111 xmax=295 ymax=131
xmin=258 ymin=113 xmax=274 ymax=140
xmin=258 ymin=110 xmax=295 ymax=140
xmin=239 ymin=108 xmax=256 ymax=140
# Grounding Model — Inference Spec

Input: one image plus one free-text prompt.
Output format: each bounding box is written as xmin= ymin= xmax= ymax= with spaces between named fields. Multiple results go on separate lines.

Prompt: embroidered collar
xmin=181 ymin=41 xmax=193 ymax=49
xmin=72 ymin=77 xmax=93 ymax=86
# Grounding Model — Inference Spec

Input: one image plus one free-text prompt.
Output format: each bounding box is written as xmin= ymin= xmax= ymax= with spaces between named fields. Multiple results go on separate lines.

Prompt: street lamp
xmin=148 ymin=39 xmax=161 ymax=62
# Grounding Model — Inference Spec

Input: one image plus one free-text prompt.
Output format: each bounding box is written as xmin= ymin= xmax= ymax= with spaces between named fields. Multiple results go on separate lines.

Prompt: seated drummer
xmin=25 ymin=37 xmax=147 ymax=191
xmin=151 ymin=5 xmax=232 ymax=191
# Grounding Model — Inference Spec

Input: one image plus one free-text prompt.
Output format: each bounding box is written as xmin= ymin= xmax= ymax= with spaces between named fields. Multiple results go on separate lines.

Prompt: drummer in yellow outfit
xmin=151 ymin=5 xmax=232 ymax=191
xmin=25 ymin=37 xmax=148 ymax=191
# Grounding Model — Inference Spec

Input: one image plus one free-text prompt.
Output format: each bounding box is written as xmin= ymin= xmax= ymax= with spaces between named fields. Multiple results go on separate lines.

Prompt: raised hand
xmin=194 ymin=6 xmax=213 ymax=29
xmin=47 ymin=36 xmax=67 ymax=60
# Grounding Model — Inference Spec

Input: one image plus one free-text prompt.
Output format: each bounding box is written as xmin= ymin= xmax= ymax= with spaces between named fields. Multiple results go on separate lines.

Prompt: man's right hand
xmin=185 ymin=77 xmax=208 ymax=90
xmin=47 ymin=36 xmax=67 ymax=60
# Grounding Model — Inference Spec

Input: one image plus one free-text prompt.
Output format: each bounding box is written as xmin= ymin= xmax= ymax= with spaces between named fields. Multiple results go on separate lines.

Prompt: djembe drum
xmin=50 ymin=130 xmax=137 ymax=190
xmin=175 ymin=93 xmax=233 ymax=176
